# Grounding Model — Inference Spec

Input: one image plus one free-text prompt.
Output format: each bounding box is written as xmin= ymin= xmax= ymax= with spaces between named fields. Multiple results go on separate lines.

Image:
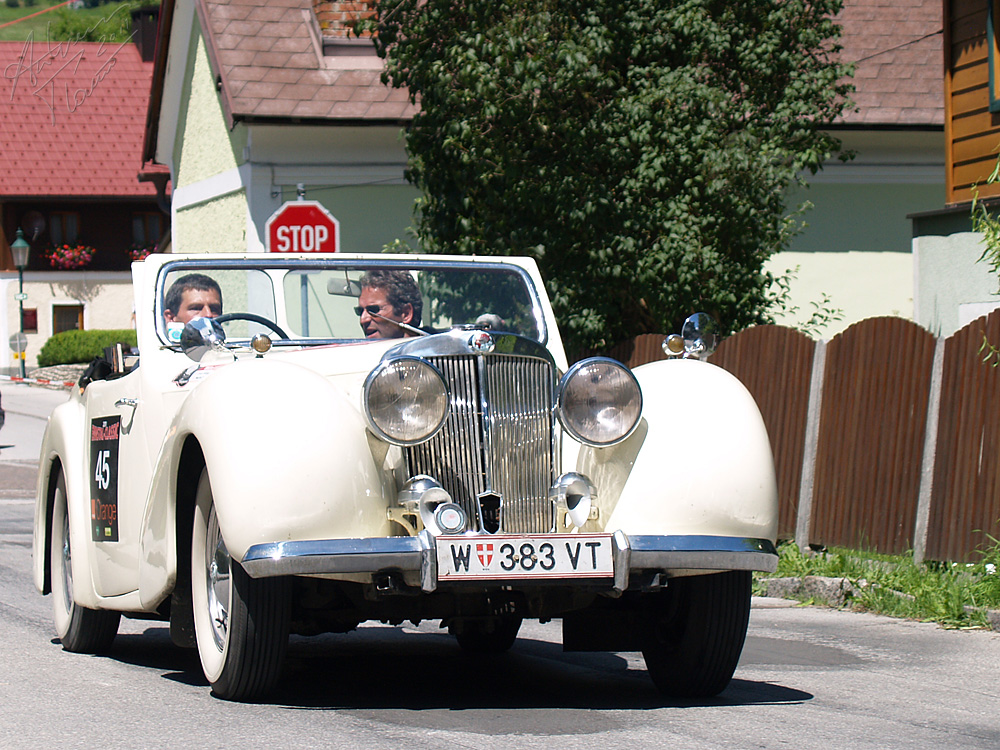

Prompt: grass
xmin=754 ymin=536 xmax=1000 ymax=628
xmin=0 ymin=1 xmax=141 ymax=43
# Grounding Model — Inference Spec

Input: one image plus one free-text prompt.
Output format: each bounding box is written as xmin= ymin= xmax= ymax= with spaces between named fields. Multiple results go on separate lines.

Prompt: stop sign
xmin=265 ymin=201 xmax=340 ymax=253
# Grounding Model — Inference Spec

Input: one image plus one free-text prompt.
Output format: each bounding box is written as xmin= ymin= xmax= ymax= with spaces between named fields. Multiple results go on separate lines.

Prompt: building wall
xmin=169 ymin=19 xmax=250 ymax=254
xmin=275 ymin=184 xmax=418 ymax=253
xmin=913 ymin=227 xmax=1000 ymax=336
xmin=173 ymin=21 xmax=244 ymax=189
xmin=1 ymin=272 xmax=133 ymax=373
xmin=769 ymin=130 xmax=944 ymax=339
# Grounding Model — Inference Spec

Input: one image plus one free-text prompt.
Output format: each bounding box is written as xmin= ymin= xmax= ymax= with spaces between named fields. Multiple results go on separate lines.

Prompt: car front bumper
xmin=240 ymin=532 xmax=778 ymax=592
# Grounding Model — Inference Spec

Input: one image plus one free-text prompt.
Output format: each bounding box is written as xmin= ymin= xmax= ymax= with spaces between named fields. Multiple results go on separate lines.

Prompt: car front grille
xmin=405 ymin=354 xmax=556 ymax=533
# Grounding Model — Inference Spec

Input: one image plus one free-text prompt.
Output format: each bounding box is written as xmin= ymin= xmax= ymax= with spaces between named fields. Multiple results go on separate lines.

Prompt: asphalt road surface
xmin=1 ymin=381 xmax=999 ymax=748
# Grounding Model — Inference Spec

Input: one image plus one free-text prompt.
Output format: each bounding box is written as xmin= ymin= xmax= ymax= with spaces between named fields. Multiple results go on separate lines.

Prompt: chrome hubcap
xmin=204 ymin=509 xmax=231 ymax=651
xmin=60 ymin=511 xmax=72 ymax=614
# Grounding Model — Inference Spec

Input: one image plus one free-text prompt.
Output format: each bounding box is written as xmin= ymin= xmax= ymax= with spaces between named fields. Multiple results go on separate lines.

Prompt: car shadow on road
xmin=106 ymin=625 xmax=813 ymax=710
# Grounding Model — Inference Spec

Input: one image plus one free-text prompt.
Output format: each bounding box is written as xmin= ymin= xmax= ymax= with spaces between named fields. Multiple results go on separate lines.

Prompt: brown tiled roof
xmin=835 ymin=0 xmax=944 ymax=126
xmin=198 ymin=0 xmax=415 ymax=126
xmin=0 ymin=41 xmax=160 ymax=198
xmin=180 ymin=0 xmax=941 ymax=131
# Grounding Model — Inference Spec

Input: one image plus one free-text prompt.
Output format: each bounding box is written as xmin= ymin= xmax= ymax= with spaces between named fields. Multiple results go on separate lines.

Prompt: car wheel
xmin=640 ymin=571 xmax=751 ymax=698
xmin=49 ymin=471 xmax=120 ymax=653
xmin=450 ymin=614 xmax=522 ymax=654
xmin=191 ymin=468 xmax=290 ymax=701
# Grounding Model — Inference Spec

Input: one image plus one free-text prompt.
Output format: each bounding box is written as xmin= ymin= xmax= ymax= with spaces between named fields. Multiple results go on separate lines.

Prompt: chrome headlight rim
xmin=557 ymin=356 xmax=643 ymax=447
xmin=363 ymin=355 xmax=450 ymax=446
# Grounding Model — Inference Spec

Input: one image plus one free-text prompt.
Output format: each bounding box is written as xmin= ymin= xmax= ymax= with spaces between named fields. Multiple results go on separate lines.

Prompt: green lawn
xmin=755 ymin=539 xmax=1000 ymax=628
xmin=0 ymin=1 xmax=143 ymax=43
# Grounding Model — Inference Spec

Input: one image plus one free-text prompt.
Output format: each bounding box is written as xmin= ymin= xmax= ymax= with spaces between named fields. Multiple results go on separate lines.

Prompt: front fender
xmin=577 ymin=358 xmax=778 ymax=541
xmin=139 ymin=358 xmax=390 ymax=608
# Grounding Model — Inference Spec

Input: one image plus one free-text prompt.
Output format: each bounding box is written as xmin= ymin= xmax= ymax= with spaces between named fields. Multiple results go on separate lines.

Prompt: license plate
xmin=436 ymin=534 xmax=614 ymax=581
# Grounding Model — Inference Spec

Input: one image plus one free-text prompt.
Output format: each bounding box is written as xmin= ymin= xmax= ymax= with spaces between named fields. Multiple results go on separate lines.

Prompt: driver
xmin=356 ymin=269 xmax=422 ymax=339
xmin=164 ymin=274 xmax=223 ymax=324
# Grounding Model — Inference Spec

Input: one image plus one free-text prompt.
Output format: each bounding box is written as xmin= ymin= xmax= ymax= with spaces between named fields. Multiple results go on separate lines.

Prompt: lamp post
xmin=10 ymin=229 xmax=30 ymax=379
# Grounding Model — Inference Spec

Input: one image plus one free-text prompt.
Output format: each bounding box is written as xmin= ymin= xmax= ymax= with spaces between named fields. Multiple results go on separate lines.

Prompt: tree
xmin=369 ymin=0 xmax=852 ymax=353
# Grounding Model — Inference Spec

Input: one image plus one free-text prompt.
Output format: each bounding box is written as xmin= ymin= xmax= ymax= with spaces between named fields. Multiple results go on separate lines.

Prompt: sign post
xmin=265 ymin=201 xmax=340 ymax=254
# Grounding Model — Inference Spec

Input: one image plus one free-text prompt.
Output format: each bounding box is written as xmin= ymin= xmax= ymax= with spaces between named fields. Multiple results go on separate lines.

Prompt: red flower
xmin=45 ymin=244 xmax=96 ymax=270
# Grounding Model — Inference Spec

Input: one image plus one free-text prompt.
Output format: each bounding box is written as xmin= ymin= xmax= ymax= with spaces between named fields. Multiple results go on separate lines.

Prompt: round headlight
xmin=364 ymin=357 xmax=449 ymax=445
xmin=557 ymin=358 xmax=642 ymax=447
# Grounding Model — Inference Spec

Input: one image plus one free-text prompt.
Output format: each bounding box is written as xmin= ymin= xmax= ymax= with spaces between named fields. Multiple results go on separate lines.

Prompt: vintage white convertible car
xmin=33 ymin=253 xmax=777 ymax=701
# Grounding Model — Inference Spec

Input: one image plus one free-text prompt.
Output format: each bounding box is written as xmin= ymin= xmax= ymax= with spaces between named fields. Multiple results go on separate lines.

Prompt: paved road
xmin=1 ymin=382 xmax=999 ymax=748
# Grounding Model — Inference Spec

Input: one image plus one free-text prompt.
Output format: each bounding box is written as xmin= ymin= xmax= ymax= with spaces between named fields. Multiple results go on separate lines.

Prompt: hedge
xmin=37 ymin=329 xmax=137 ymax=367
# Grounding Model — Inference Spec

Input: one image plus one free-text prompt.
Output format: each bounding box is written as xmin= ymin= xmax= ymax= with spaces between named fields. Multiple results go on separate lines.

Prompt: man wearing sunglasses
xmin=356 ymin=269 xmax=423 ymax=339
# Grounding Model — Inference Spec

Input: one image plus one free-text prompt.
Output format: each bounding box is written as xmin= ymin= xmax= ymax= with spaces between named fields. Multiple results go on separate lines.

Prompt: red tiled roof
xmin=835 ymin=0 xmax=944 ymax=126
xmin=0 ymin=40 xmax=159 ymax=198
xmin=199 ymin=0 xmax=416 ymax=125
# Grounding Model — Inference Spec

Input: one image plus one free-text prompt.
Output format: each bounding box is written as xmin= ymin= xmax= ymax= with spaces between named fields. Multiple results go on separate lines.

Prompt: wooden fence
xmin=616 ymin=311 xmax=1000 ymax=562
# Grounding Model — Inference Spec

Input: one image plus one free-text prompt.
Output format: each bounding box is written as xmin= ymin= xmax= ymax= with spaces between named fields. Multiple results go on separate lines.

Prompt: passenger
xmin=164 ymin=274 xmax=223 ymax=325
xmin=356 ymin=269 xmax=423 ymax=339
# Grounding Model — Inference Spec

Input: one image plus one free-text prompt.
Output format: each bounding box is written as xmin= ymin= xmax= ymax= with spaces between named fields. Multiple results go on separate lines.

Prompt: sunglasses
xmin=354 ymin=304 xmax=385 ymax=317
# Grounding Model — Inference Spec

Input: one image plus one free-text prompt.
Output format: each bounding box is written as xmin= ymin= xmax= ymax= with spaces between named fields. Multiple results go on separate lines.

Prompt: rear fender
xmin=32 ymin=398 xmax=106 ymax=608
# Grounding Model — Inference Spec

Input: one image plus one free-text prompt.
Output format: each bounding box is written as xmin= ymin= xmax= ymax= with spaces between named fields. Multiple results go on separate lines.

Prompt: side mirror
xmin=180 ymin=317 xmax=227 ymax=361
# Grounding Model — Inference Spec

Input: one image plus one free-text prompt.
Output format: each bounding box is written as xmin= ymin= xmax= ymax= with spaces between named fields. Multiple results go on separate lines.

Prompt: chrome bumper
xmin=240 ymin=533 xmax=778 ymax=592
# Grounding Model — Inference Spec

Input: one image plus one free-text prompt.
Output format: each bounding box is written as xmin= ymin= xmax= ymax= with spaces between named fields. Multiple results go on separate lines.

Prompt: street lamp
xmin=10 ymin=229 xmax=30 ymax=379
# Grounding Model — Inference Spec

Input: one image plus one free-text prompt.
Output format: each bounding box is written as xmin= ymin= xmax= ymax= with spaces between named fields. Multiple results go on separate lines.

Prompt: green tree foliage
xmin=369 ymin=0 xmax=852 ymax=352
xmin=45 ymin=3 xmax=135 ymax=43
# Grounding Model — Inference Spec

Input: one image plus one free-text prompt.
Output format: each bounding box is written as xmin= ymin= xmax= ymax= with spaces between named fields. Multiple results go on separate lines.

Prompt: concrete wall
xmin=913 ymin=230 xmax=1000 ymax=336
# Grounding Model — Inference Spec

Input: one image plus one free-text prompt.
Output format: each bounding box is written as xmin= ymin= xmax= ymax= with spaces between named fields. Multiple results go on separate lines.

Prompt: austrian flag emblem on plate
xmin=476 ymin=542 xmax=494 ymax=568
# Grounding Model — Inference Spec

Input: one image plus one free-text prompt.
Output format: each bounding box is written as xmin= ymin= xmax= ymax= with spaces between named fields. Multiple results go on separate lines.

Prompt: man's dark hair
xmin=164 ymin=273 xmax=223 ymax=316
xmin=359 ymin=269 xmax=422 ymax=325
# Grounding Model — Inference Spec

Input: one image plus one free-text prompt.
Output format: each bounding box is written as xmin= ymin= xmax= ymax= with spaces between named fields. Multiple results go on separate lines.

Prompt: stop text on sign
xmin=275 ymin=224 xmax=328 ymax=252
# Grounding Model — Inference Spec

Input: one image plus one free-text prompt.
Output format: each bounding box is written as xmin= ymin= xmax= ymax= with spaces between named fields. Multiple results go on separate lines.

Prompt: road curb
xmin=758 ymin=576 xmax=1000 ymax=630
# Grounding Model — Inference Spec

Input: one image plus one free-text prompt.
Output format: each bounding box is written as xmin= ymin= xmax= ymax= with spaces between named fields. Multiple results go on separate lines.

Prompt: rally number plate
xmin=436 ymin=534 xmax=614 ymax=581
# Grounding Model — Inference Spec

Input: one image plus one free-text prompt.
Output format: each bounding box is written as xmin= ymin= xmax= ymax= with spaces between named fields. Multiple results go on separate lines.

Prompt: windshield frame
xmin=154 ymin=256 xmax=549 ymax=347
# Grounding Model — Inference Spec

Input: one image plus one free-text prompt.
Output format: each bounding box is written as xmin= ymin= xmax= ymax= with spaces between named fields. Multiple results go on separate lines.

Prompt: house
xmin=145 ymin=0 xmax=946 ymax=340
xmin=908 ymin=0 xmax=1000 ymax=336
xmin=767 ymin=0 xmax=946 ymax=337
xmin=142 ymin=0 xmax=418 ymax=257
xmin=0 ymin=9 xmax=167 ymax=374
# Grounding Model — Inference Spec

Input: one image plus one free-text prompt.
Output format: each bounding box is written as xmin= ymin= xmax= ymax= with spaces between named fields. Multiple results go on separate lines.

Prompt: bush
xmin=37 ymin=330 xmax=137 ymax=367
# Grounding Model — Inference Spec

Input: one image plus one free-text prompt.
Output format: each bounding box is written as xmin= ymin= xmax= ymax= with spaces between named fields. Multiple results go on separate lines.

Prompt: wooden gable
xmin=946 ymin=0 xmax=1000 ymax=204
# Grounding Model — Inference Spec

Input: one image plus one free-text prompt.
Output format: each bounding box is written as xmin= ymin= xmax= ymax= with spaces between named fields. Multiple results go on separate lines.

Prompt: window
xmin=49 ymin=212 xmax=80 ymax=246
xmin=52 ymin=304 xmax=84 ymax=334
xmin=132 ymin=212 xmax=163 ymax=247
xmin=22 ymin=308 xmax=38 ymax=334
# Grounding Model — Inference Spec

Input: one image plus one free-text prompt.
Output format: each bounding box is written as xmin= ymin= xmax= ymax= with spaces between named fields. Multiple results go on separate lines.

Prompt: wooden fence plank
xmin=809 ymin=318 xmax=936 ymax=553
xmin=927 ymin=310 xmax=1000 ymax=561
xmin=710 ymin=326 xmax=814 ymax=540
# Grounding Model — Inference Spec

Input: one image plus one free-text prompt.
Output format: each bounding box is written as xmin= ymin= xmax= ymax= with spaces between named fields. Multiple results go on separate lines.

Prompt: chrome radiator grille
xmin=405 ymin=354 xmax=556 ymax=533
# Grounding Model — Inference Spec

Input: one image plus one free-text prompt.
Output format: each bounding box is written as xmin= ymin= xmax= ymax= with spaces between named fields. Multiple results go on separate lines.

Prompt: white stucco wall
xmin=766 ymin=250 xmax=914 ymax=338
xmin=173 ymin=21 xmax=243 ymax=189
xmin=770 ymin=130 xmax=945 ymax=339
xmin=175 ymin=191 xmax=250 ymax=254
xmin=1 ymin=272 xmax=133 ymax=374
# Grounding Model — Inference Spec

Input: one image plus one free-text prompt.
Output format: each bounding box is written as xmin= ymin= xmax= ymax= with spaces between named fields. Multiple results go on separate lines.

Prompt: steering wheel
xmin=215 ymin=312 xmax=289 ymax=339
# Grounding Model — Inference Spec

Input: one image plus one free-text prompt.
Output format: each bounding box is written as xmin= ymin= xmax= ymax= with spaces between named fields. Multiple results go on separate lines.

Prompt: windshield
xmin=156 ymin=258 xmax=546 ymax=345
